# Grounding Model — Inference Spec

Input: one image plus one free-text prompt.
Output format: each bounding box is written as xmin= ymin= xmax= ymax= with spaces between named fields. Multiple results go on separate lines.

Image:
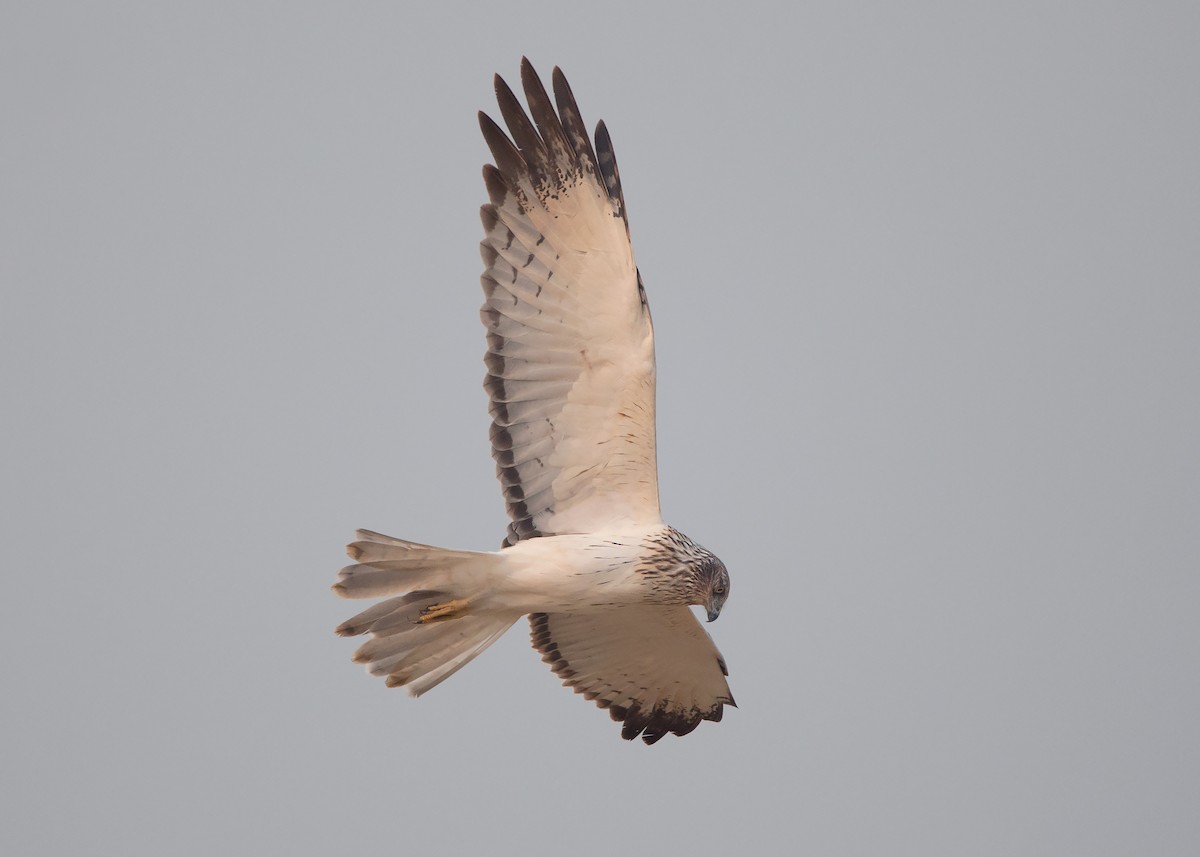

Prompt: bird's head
xmin=700 ymin=557 xmax=730 ymax=622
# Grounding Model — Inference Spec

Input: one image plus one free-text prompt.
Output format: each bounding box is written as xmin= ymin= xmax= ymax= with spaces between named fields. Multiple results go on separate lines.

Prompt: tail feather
xmin=392 ymin=620 xmax=515 ymax=696
xmin=334 ymin=529 xmax=519 ymax=696
xmin=334 ymin=533 xmax=497 ymax=600
xmin=336 ymin=590 xmax=444 ymax=637
xmin=352 ymin=592 xmax=450 ymax=637
xmin=335 ymin=595 xmax=407 ymax=637
xmin=347 ymin=530 xmax=446 ymax=561
xmin=333 ymin=563 xmax=431 ymax=600
xmin=361 ymin=615 xmax=516 ymax=696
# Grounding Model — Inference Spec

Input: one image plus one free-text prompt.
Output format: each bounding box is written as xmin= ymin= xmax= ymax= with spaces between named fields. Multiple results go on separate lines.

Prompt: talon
xmin=418 ymin=598 xmax=469 ymax=624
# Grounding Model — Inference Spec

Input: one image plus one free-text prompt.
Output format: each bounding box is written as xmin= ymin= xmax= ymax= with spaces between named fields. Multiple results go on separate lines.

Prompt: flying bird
xmin=333 ymin=59 xmax=734 ymax=744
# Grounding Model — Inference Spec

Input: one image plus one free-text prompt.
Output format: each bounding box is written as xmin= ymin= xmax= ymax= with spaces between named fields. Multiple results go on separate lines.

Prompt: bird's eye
xmin=714 ymin=586 xmax=726 ymax=595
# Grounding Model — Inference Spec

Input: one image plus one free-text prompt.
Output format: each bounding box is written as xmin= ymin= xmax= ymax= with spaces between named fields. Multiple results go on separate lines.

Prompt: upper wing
xmin=479 ymin=59 xmax=660 ymax=548
xmin=530 ymin=607 xmax=736 ymax=744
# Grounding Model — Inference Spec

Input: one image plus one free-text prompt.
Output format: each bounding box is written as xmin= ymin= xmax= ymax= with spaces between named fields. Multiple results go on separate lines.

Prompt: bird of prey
xmin=333 ymin=59 xmax=734 ymax=744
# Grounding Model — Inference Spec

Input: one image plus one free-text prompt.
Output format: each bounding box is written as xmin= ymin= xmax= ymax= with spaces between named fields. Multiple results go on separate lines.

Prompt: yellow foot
xmin=418 ymin=598 xmax=469 ymax=624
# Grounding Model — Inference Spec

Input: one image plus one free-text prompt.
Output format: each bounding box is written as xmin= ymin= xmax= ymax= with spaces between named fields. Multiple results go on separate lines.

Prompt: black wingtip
xmin=593 ymin=119 xmax=628 ymax=230
xmin=481 ymin=164 xmax=511 ymax=207
xmin=519 ymin=56 xmax=540 ymax=91
xmin=479 ymin=111 xmax=525 ymax=180
xmin=493 ymin=72 xmax=514 ymax=102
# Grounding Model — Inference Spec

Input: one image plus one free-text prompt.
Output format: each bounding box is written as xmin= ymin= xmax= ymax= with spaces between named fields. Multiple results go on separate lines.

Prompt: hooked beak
xmin=706 ymin=607 xmax=721 ymax=623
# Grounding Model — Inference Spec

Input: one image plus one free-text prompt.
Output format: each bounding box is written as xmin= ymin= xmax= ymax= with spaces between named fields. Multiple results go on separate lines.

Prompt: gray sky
xmin=3 ymin=2 xmax=1198 ymax=855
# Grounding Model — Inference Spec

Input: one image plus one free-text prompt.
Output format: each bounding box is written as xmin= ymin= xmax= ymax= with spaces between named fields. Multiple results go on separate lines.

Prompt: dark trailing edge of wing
xmin=479 ymin=59 xmax=633 ymax=549
xmin=529 ymin=612 xmax=731 ymax=745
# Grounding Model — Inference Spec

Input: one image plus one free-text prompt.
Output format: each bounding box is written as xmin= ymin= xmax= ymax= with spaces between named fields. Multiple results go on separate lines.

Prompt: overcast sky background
xmin=3 ymin=2 xmax=1198 ymax=855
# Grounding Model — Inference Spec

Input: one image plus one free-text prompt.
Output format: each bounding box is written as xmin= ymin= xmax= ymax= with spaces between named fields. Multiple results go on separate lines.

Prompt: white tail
xmin=333 ymin=530 xmax=518 ymax=695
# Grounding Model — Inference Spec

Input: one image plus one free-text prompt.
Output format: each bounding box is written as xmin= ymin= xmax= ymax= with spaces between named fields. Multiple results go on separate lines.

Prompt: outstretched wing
xmin=530 ymin=607 xmax=736 ymax=744
xmin=479 ymin=59 xmax=659 ymax=548
xmin=481 ymin=62 xmax=731 ymax=743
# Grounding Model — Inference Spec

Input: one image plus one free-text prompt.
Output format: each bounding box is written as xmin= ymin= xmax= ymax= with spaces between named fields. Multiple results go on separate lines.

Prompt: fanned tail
xmin=333 ymin=530 xmax=518 ymax=695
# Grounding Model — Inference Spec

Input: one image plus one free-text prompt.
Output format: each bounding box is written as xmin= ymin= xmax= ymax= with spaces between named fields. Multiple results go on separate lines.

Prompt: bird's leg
xmin=417 ymin=598 xmax=470 ymax=624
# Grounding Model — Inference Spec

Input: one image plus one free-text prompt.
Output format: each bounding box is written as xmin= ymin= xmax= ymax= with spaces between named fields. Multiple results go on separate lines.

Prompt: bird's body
xmin=337 ymin=525 xmax=722 ymax=615
xmin=468 ymin=528 xmax=690 ymax=614
xmin=334 ymin=60 xmax=735 ymax=743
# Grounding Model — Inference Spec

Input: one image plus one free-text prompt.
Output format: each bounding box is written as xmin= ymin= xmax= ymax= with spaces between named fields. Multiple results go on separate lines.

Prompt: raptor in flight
xmin=334 ymin=60 xmax=734 ymax=743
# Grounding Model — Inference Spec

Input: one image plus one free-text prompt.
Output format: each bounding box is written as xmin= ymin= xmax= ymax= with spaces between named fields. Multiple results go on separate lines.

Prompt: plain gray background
xmin=3 ymin=2 xmax=1197 ymax=854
